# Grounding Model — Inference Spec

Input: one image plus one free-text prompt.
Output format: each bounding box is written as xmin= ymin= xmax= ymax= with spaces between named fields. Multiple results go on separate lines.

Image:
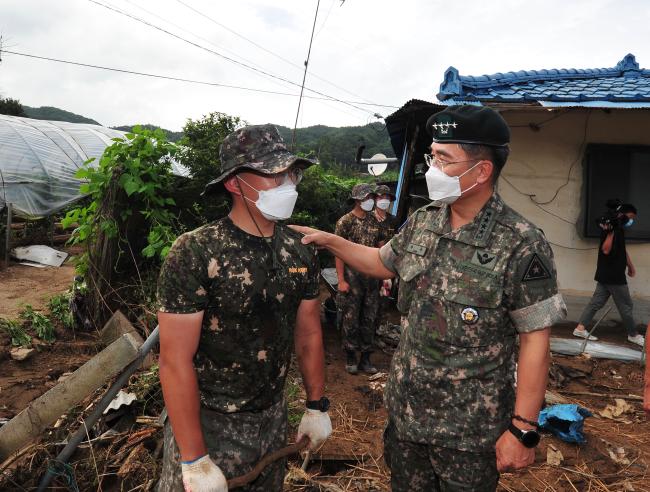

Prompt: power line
xmin=86 ymin=0 xmax=380 ymax=116
xmin=1 ymin=49 xmax=396 ymax=108
xmin=292 ymin=0 xmax=321 ymax=150
xmin=174 ymin=0 xmax=381 ymax=107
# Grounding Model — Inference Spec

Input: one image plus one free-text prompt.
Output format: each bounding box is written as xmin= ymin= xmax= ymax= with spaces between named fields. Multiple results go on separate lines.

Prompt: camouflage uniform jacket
xmin=379 ymin=193 xmax=566 ymax=452
xmin=372 ymin=211 xmax=398 ymax=246
xmin=157 ymin=217 xmax=319 ymax=413
xmin=335 ymin=211 xmax=383 ymax=247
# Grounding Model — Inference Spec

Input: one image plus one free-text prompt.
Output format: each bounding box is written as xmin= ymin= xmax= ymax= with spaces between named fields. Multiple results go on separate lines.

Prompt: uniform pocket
xmin=438 ymin=274 xmax=506 ymax=348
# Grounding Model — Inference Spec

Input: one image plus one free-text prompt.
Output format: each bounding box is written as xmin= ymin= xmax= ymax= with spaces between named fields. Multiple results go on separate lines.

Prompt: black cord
xmin=532 ymin=110 xmax=592 ymax=205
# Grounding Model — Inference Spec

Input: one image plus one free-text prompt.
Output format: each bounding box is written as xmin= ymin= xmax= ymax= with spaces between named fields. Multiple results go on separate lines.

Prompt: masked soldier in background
xmin=373 ymin=184 xmax=398 ymax=246
xmin=157 ymin=124 xmax=332 ymax=492
xmin=292 ymin=105 xmax=566 ymax=491
xmin=335 ymin=184 xmax=383 ymax=375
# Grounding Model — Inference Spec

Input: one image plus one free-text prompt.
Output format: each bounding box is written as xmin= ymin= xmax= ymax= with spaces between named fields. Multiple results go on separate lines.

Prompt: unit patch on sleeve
xmin=521 ymin=253 xmax=552 ymax=282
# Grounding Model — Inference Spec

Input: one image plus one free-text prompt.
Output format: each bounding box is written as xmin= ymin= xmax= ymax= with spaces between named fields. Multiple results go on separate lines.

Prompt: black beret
xmin=426 ymin=105 xmax=510 ymax=147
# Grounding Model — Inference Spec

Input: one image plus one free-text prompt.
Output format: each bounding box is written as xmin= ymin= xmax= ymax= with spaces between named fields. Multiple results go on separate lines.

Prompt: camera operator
xmin=574 ymin=201 xmax=644 ymax=346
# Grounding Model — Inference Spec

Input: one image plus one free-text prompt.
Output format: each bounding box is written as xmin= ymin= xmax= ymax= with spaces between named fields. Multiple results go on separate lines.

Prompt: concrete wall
xmin=497 ymin=108 xmax=650 ymax=324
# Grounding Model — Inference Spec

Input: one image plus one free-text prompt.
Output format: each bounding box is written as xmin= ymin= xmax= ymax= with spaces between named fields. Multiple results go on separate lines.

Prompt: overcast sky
xmin=1 ymin=0 xmax=650 ymax=131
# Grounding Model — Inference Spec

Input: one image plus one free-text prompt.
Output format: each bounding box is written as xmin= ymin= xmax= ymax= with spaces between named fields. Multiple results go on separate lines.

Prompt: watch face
xmin=320 ymin=397 xmax=331 ymax=412
xmin=521 ymin=430 xmax=540 ymax=448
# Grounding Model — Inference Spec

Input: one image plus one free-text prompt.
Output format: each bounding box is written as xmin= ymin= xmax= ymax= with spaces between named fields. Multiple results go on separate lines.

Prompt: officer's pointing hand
xmin=296 ymin=409 xmax=333 ymax=451
xmin=181 ymin=455 xmax=228 ymax=492
xmin=288 ymin=225 xmax=332 ymax=249
xmin=495 ymin=430 xmax=535 ymax=472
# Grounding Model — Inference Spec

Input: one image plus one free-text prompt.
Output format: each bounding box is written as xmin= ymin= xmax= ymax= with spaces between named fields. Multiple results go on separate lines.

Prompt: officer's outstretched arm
xmin=289 ymin=225 xmax=395 ymax=280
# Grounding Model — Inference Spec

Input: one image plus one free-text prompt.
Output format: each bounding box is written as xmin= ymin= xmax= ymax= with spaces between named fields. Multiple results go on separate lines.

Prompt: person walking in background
xmin=573 ymin=201 xmax=644 ymax=347
xmin=335 ymin=183 xmax=383 ymax=375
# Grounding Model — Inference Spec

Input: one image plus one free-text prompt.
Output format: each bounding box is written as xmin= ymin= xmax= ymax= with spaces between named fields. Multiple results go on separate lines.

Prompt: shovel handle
xmin=227 ymin=437 xmax=309 ymax=489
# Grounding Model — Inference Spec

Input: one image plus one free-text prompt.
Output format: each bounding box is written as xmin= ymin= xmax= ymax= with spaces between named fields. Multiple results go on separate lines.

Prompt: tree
xmin=177 ymin=112 xmax=243 ymax=224
xmin=180 ymin=112 xmax=243 ymax=185
xmin=0 ymin=97 xmax=26 ymax=117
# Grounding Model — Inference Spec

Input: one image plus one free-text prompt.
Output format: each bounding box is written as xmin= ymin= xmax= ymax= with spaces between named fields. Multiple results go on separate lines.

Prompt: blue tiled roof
xmin=437 ymin=54 xmax=650 ymax=105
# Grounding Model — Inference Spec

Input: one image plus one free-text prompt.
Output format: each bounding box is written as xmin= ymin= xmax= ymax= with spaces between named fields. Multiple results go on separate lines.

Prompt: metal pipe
xmin=36 ymin=326 xmax=160 ymax=492
xmin=4 ymin=202 xmax=11 ymax=266
xmin=580 ymin=305 xmax=612 ymax=353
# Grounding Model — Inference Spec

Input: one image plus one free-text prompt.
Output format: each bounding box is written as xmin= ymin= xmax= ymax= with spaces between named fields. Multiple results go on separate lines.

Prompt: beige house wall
xmin=497 ymin=108 xmax=650 ymax=324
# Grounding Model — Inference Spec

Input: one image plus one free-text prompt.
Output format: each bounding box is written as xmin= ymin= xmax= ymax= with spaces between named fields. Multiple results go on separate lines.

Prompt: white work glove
xmin=181 ymin=454 xmax=228 ymax=492
xmin=297 ymin=409 xmax=332 ymax=450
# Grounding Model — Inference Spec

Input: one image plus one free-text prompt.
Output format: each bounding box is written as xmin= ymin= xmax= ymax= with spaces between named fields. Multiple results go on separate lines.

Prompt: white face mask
xmin=376 ymin=199 xmax=391 ymax=211
xmin=238 ymin=177 xmax=298 ymax=221
xmin=425 ymin=161 xmax=480 ymax=204
xmin=360 ymin=198 xmax=375 ymax=211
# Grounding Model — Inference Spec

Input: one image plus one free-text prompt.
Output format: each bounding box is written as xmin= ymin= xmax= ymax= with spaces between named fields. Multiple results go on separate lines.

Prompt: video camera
xmin=596 ymin=199 xmax=628 ymax=230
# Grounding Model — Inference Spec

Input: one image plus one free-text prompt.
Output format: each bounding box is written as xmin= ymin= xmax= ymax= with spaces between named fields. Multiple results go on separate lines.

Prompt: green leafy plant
xmin=0 ymin=318 xmax=32 ymax=347
xmin=62 ymin=126 xmax=180 ymax=266
xmin=48 ymin=292 xmax=75 ymax=330
xmin=19 ymin=304 xmax=55 ymax=343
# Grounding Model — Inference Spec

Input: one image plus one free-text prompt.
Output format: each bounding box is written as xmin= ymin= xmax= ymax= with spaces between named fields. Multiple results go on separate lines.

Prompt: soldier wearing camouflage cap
xmin=334 ymin=183 xmax=383 ymax=375
xmin=372 ymin=184 xmax=397 ymax=244
xmin=157 ymin=124 xmax=332 ymax=492
xmin=292 ymin=105 xmax=566 ymax=490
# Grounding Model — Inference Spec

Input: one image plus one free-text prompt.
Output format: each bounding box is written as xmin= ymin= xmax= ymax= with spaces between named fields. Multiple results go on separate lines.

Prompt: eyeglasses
xmin=273 ymin=166 xmax=304 ymax=186
xmin=424 ymin=154 xmax=478 ymax=170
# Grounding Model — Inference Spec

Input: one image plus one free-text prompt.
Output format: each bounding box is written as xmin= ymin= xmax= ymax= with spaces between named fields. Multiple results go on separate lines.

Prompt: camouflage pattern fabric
xmin=384 ymin=420 xmax=498 ymax=492
xmin=337 ymin=267 xmax=380 ymax=352
xmin=204 ymin=124 xmax=315 ymax=190
xmin=371 ymin=211 xmax=398 ymax=246
xmin=157 ymin=399 xmax=287 ymax=492
xmin=335 ymin=212 xmax=384 ymax=352
xmin=350 ymin=183 xmax=375 ymax=200
xmin=157 ymin=216 xmax=319 ymax=413
xmin=378 ymin=192 xmax=566 ymax=453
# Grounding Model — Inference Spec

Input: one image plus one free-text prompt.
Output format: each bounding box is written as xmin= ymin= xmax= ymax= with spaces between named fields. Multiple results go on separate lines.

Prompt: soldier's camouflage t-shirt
xmin=379 ymin=193 xmax=567 ymax=452
xmin=335 ymin=211 xmax=383 ymax=247
xmin=157 ymin=217 xmax=319 ymax=413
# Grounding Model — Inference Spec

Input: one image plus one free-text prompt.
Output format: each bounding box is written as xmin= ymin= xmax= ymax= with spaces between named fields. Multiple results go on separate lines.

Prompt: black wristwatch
xmin=306 ymin=396 xmax=330 ymax=412
xmin=508 ymin=423 xmax=540 ymax=448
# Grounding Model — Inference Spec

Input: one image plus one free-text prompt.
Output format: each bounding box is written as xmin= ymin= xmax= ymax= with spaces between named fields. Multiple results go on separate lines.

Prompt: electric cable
xmin=531 ymin=110 xmax=592 ymax=205
xmin=174 ymin=0 xmax=381 ymax=107
xmin=86 ymin=0 xmax=380 ymax=115
xmin=1 ymin=49 xmax=395 ymax=107
xmin=292 ymin=0 xmax=321 ymax=149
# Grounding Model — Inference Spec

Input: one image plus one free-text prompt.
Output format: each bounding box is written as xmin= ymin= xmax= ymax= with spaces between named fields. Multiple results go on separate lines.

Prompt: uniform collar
xmin=424 ymin=192 xmax=505 ymax=248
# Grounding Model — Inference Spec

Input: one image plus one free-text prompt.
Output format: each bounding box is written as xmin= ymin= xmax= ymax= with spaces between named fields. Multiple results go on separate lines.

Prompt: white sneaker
xmin=627 ymin=334 xmax=645 ymax=347
xmin=573 ymin=328 xmax=598 ymax=341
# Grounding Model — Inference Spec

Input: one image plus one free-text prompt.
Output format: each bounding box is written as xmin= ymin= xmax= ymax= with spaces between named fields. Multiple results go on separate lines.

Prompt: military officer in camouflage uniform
xmin=157 ymin=124 xmax=332 ymax=492
xmin=335 ymin=183 xmax=383 ymax=375
xmin=292 ymin=105 xmax=566 ymax=490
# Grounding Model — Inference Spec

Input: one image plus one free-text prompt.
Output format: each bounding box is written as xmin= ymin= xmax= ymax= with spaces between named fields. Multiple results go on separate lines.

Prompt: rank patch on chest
xmin=522 ymin=253 xmax=551 ymax=282
xmin=471 ymin=250 xmax=498 ymax=270
xmin=460 ymin=307 xmax=479 ymax=325
xmin=406 ymin=243 xmax=427 ymax=256
xmin=288 ymin=267 xmax=308 ymax=274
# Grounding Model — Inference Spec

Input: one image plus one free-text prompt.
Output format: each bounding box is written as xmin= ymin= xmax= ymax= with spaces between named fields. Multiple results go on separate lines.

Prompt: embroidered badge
xmin=431 ymin=119 xmax=457 ymax=136
xmin=471 ymin=250 xmax=498 ymax=270
xmin=406 ymin=243 xmax=427 ymax=256
xmin=522 ymin=253 xmax=552 ymax=282
xmin=461 ymin=307 xmax=479 ymax=325
xmin=474 ymin=208 xmax=496 ymax=242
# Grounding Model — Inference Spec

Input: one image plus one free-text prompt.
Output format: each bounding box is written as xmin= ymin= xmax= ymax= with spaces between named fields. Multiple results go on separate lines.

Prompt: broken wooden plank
xmin=0 ymin=332 xmax=142 ymax=461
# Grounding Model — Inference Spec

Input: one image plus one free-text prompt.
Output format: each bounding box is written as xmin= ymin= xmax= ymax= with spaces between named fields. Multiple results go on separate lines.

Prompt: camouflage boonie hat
xmin=350 ymin=183 xmax=375 ymax=200
xmin=374 ymin=184 xmax=395 ymax=199
xmin=203 ymin=124 xmax=316 ymax=192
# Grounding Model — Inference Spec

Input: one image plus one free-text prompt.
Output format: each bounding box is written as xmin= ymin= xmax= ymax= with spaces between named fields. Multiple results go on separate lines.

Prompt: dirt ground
xmin=0 ymin=257 xmax=77 ymax=318
xmin=1 ymin=275 xmax=650 ymax=491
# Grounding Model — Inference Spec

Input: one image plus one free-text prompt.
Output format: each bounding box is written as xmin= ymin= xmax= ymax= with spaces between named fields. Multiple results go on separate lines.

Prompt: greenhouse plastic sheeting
xmin=0 ymin=115 xmax=188 ymax=219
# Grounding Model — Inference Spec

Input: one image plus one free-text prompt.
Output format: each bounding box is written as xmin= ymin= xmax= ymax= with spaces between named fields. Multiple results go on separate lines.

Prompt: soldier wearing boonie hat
xmin=290 ymin=105 xmax=567 ymax=491
xmin=335 ymin=183 xmax=383 ymax=375
xmin=157 ymin=124 xmax=332 ymax=492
